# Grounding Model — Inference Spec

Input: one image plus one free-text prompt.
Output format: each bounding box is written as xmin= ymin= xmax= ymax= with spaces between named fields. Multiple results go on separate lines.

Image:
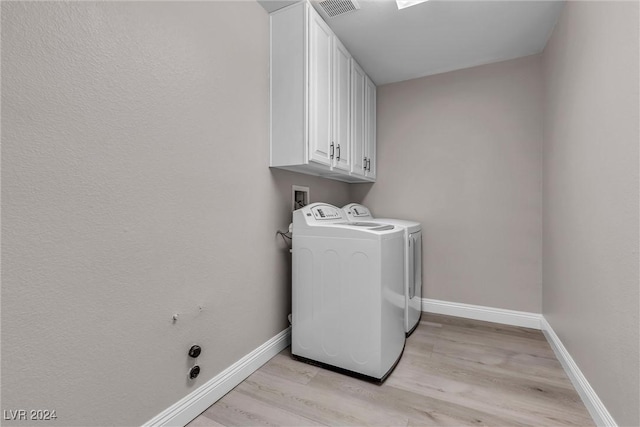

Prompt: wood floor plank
xmin=186 ymin=414 xmax=225 ymax=427
xmin=386 ymin=356 xmax=592 ymax=426
xmin=419 ymin=322 xmax=557 ymax=359
xmin=189 ymin=314 xmax=594 ymax=427
xmin=308 ymin=366 xmax=526 ymax=427
xmin=424 ymin=313 xmax=547 ymax=341
xmin=387 ymin=327 xmax=593 ymax=426
xmin=403 ymin=325 xmax=438 ymax=357
xmin=431 ymin=351 xmax=588 ymax=412
xmin=431 ymin=338 xmax=572 ymax=388
xmin=259 ymin=349 xmax=320 ymax=385
xmin=200 ymin=389 xmax=323 ymax=427
xmin=237 ymin=370 xmax=409 ymax=426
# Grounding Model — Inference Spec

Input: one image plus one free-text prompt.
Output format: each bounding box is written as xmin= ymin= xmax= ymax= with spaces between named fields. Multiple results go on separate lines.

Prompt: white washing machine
xmin=292 ymin=202 xmax=405 ymax=381
xmin=343 ymin=203 xmax=423 ymax=336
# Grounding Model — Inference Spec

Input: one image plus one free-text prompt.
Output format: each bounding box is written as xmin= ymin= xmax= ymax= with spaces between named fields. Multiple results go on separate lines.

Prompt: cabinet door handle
xmin=330 ymin=142 xmax=334 ymax=159
xmin=336 ymin=144 xmax=341 ymax=161
xmin=364 ymin=157 xmax=367 ymax=170
xmin=366 ymin=158 xmax=370 ymax=171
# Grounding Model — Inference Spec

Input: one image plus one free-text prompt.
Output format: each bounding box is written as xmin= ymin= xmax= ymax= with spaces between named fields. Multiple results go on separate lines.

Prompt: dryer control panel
xmin=344 ymin=203 xmax=372 ymax=219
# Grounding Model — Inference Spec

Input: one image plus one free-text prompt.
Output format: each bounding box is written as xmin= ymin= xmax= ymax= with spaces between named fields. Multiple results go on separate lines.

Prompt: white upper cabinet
xmin=350 ymin=60 xmax=376 ymax=180
xmin=332 ymin=38 xmax=352 ymax=172
xmin=270 ymin=1 xmax=375 ymax=183
xmin=307 ymin=9 xmax=333 ymax=167
xmin=350 ymin=60 xmax=366 ymax=178
xmin=365 ymin=75 xmax=377 ymax=180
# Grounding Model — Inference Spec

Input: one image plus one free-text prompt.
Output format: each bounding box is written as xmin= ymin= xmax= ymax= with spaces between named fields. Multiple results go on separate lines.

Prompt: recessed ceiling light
xmin=396 ymin=0 xmax=429 ymax=10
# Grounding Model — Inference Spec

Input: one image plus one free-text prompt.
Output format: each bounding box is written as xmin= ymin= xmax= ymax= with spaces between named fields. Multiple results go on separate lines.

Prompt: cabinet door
xmin=350 ymin=60 xmax=366 ymax=177
xmin=307 ymin=7 xmax=333 ymax=167
xmin=332 ymin=38 xmax=351 ymax=172
xmin=364 ymin=76 xmax=377 ymax=180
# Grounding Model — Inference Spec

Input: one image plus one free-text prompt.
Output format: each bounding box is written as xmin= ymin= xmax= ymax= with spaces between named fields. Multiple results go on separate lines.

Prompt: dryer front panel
xmin=407 ymin=230 xmax=423 ymax=333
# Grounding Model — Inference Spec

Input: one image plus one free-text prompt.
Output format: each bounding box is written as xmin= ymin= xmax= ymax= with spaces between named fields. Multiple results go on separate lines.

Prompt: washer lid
xmin=348 ymin=222 xmax=395 ymax=231
xmin=348 ymin=221 xmax=382 ymax=227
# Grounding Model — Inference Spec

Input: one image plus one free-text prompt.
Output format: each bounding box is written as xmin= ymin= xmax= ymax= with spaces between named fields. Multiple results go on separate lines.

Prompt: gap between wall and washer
xmin=144 ymin=299 xmax=616 ymax=427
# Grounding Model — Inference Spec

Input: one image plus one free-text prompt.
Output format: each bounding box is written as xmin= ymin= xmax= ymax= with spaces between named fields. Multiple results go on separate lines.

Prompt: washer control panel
xmin=310 ymin=204 xmax=344 ymax=220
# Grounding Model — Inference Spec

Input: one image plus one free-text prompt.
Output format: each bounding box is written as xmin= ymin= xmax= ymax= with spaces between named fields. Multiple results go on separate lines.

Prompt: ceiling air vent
xmin=317 ymin=0 xmax=360 ymax=18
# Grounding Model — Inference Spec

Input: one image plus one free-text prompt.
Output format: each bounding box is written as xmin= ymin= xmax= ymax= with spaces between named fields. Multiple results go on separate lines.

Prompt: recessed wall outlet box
xmin=292 ymin=185 xmax=310 ymax=211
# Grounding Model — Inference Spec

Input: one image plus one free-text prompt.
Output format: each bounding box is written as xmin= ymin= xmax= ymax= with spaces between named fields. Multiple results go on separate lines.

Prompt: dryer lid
xmin=374 ymin=218 xmax=421 ymax=233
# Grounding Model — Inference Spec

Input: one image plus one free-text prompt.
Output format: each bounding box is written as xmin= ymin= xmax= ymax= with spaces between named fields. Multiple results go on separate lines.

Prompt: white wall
xmin=352 ymin=55 xmax=543 ymax=313
xmin=1 ymin=2 xmax=351 ymax=425
xmin=542 ymin=2 xmax=640 ymax=426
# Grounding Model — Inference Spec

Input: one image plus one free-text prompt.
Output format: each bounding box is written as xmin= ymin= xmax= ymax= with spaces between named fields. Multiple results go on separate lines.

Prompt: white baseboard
xmin=541 ymin=318 xmax=617 ymax=427
xmin=143 ymin=327 xmax=291 ymax=427
xmin=421 ymin=298 xmax=542 ymax=329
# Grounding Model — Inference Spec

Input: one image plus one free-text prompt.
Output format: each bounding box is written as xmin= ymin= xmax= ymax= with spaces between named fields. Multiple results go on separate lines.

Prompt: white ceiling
xmin=259 ymin=0 xmax=564 ymax=85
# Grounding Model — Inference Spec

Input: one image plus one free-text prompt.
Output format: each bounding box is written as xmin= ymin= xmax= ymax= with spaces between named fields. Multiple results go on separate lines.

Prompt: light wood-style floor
xmin=188 ymin=314 xmax=594 ymax=426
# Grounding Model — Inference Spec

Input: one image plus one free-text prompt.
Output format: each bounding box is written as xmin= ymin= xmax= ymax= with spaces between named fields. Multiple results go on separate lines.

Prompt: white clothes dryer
xmin=292 ymin=203 xmax=405 ymax=381
xmin=343 ymin=203 xmax=423 ymax=336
